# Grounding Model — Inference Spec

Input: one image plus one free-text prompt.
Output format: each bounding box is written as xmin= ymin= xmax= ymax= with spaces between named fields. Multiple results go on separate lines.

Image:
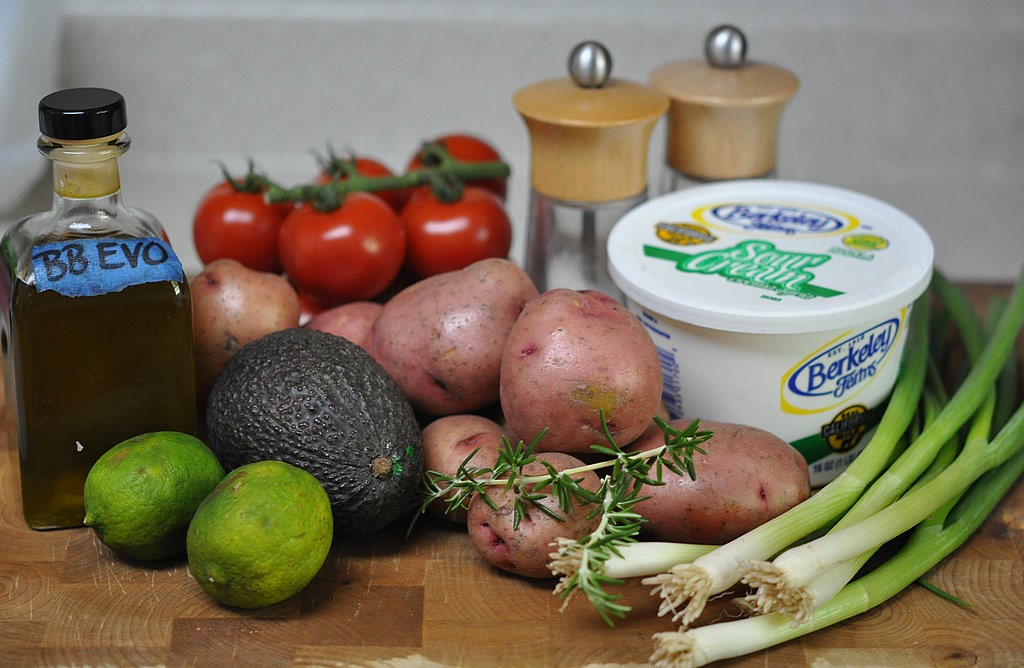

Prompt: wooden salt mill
xmin=650 ymin=24 xmax=799 ymax=191
xmin=513 ymin=41 xmax=668 ymax=295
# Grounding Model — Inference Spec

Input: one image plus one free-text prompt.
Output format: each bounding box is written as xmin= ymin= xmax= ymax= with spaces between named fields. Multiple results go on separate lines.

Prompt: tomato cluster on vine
xmin=192 ymin=133 xmax=512 ymax=316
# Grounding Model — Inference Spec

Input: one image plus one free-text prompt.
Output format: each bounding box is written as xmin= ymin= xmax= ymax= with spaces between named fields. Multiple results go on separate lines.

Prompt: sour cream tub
xmin=607 ymin=180 xmax=933 ymax=486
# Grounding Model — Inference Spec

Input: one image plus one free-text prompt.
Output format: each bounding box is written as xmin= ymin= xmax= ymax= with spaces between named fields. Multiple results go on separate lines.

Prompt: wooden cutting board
xmin=2 ymin=284 xmax=1022 ymax=668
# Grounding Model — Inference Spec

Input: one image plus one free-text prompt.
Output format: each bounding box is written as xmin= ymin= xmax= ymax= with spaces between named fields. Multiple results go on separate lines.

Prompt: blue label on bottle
xmin=31 ymin=237 xmax=185 ymax=297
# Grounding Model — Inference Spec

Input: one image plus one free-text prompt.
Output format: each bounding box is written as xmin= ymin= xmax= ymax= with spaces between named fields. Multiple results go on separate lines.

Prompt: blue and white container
xmin=607 ymin=180 xmax=934 ymax=486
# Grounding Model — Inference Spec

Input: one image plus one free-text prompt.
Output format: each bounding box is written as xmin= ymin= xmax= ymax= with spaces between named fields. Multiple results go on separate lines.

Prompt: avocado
xmin=205 ymin=327 xmax=423 ymax=535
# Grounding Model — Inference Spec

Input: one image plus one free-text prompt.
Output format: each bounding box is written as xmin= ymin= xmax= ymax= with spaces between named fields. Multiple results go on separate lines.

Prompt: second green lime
xmin=186 ymin=460 xmax=334 ymax=609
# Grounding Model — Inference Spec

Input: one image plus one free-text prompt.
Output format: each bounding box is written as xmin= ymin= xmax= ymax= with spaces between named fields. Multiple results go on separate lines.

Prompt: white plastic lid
xmin=608 ymin=180 xmax=934 ymax=334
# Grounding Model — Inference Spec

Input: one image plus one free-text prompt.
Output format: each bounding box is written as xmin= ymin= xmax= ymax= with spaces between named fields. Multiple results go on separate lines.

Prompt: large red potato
xmin=190 ymin=258 xmax=301 ymax=397
xmin=467 ymin=452 xmax=600 ymax=578
xmin=629 ymin=419 xmax=811 ymax=544
xmin=371 ymin=258 xmax=538 ymax=416
xmin=421 ymin=414 xmax=508 ymax=523
xmin=499 ymin=289 xmax=663 ymax=454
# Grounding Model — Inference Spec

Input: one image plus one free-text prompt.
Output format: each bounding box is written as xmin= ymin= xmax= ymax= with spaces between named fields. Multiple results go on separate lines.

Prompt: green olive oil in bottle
xmin=0 ymin=88 xmax=198 ymax=530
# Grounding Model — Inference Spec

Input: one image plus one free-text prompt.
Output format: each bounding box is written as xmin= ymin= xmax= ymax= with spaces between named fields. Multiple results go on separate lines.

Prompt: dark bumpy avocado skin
xmin=206 ymin=328 xmax=423 ymax=535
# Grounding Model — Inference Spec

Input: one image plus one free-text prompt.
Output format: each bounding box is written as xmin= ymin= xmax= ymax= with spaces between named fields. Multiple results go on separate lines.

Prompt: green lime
xmin=186 ymin=460 xmax=334 ymax=609
xmin=83 ymin=431 xmax=225 ymax=561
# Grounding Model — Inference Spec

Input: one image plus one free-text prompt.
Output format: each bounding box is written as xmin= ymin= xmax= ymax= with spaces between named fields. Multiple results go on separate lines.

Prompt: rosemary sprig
xmin=419 ymin=412 xmax=713 ymax=623
xmin=549 ymin=416 xmax=711 ymax=625
xmin=550 ymin=475 xmax=649 ymax=625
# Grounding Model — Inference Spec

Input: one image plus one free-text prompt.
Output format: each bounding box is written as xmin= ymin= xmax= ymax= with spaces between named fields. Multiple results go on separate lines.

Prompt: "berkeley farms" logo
xmin=786 ymin=318 xmax=900 ymax=401
xmin=698 ymin=203 xmax=853 ymax=235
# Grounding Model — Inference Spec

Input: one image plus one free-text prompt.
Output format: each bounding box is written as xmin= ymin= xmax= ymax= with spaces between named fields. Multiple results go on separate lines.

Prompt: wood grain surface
xmin=1 ymin=284 xmax=1022 ymax=667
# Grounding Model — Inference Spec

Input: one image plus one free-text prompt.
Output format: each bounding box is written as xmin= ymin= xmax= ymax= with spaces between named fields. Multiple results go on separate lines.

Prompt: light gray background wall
xmin=2 ymin=0 xmax=1022 ymax=282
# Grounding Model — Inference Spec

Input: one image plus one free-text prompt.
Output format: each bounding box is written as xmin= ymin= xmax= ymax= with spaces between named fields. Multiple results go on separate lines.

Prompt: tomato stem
xmin=219 ymin=159 xmax=271 ymax=194
xmin=263 ymin=142 xmax=510 ymax=211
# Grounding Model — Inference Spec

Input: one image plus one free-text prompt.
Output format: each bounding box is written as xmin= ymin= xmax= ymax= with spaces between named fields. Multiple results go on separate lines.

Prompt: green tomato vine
xmin=261 ymin=141 xmax=510 ymax=211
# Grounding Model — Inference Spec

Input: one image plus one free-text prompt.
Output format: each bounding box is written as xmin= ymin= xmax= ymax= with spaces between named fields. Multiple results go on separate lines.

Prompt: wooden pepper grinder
xmin=513 ymin=41 xmax=668 ymax=295
xmin=650 ymin=25 xmax=799 ymax=192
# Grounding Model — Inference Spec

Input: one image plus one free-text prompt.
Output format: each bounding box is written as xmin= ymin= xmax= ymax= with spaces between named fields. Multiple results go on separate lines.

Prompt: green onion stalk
xmin=742 ymin=390 xmax=981 ymax=623
xmin=590 ymin=541 xmax=716 ymax=580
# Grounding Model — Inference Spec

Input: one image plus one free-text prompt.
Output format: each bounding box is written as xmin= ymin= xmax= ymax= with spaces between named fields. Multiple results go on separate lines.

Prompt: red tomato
xmin=399 ymin=185 xmax=512 ymax=279
xmin=192 ymin=181 xmax=292 ymax=272
xmin=406 ymin=133 xmax=508 ymax=200
xmin=279 ymin=192 xmax=406 ymax=303
xmin=316 ymin=156 xmax=409 ymax=212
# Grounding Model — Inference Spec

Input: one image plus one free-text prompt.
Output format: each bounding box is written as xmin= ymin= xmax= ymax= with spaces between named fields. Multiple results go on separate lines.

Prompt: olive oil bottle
xmin=0 ymin=88 xmax=197 ymax=530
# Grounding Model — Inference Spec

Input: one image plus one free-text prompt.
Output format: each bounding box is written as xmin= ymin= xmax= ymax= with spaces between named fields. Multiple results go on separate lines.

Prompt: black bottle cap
xmin=38 ymin=88 xmax=127 ymax=140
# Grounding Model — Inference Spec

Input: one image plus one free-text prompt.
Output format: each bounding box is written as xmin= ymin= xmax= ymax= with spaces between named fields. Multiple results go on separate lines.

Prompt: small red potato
xmin=371 ymin=258 xmax=538 ymax=416
xmin=304 ymin=300 xmax=382 ymax=351
xmin=500 ymin=289 xmax=663 ymax=454
xmin=421 ymin=414 xmax=507 ymax=523
xmin=630 ymin=419 xmax=811 ymax=545
xmin=191 ymin=258 xmax=301 ymax=397
xmin=467 ymin=452 xmax=601 ymax=578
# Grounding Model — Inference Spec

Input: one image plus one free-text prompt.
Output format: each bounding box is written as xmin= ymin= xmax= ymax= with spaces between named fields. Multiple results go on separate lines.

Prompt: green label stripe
xmin=789 ymin=432 xmax=836 ymax=464
xmin=643 ymin=243 xmax=844 ymax=299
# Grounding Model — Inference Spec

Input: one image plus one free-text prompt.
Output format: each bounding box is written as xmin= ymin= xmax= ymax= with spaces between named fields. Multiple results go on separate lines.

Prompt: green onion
xmin=598 ymin=541 xmax=716 ymax=579
xmin=743 ymin=390 xmax=969 ymax=622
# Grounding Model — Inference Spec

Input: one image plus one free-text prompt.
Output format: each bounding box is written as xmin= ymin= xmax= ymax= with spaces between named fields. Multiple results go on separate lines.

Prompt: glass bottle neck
xmin=51 ymin=158 xmax=121 ymax=199
xmin=39 ymin=132 xmax=130 ymax=200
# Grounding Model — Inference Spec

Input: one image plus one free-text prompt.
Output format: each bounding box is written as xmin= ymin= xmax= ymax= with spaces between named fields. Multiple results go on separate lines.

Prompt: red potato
xmin=629 ymin=419 xmax=811 ymax=545
xmin=370 ymin=258 xmax=538 ymax=416
xmin=190 ymin=258 xmax=301 ymax=397
xmin=467 ymin=452 xmax=600 ymax=578
xmin=421 ymin=414 xmax=507 ymax=523
xmin=304 ymin=301 xmax=382 ymax=351
xmin=630 ymin=402 xmax=673 ymax=446
xmin=499 ymin=289 xmax=663 ymax=454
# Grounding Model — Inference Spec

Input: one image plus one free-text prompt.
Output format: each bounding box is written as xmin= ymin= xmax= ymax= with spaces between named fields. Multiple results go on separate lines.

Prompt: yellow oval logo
xmin=655 ymin=222 xmax=717 ymax=246
xmin=842 ymin=234 xmax=889 ymax=252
